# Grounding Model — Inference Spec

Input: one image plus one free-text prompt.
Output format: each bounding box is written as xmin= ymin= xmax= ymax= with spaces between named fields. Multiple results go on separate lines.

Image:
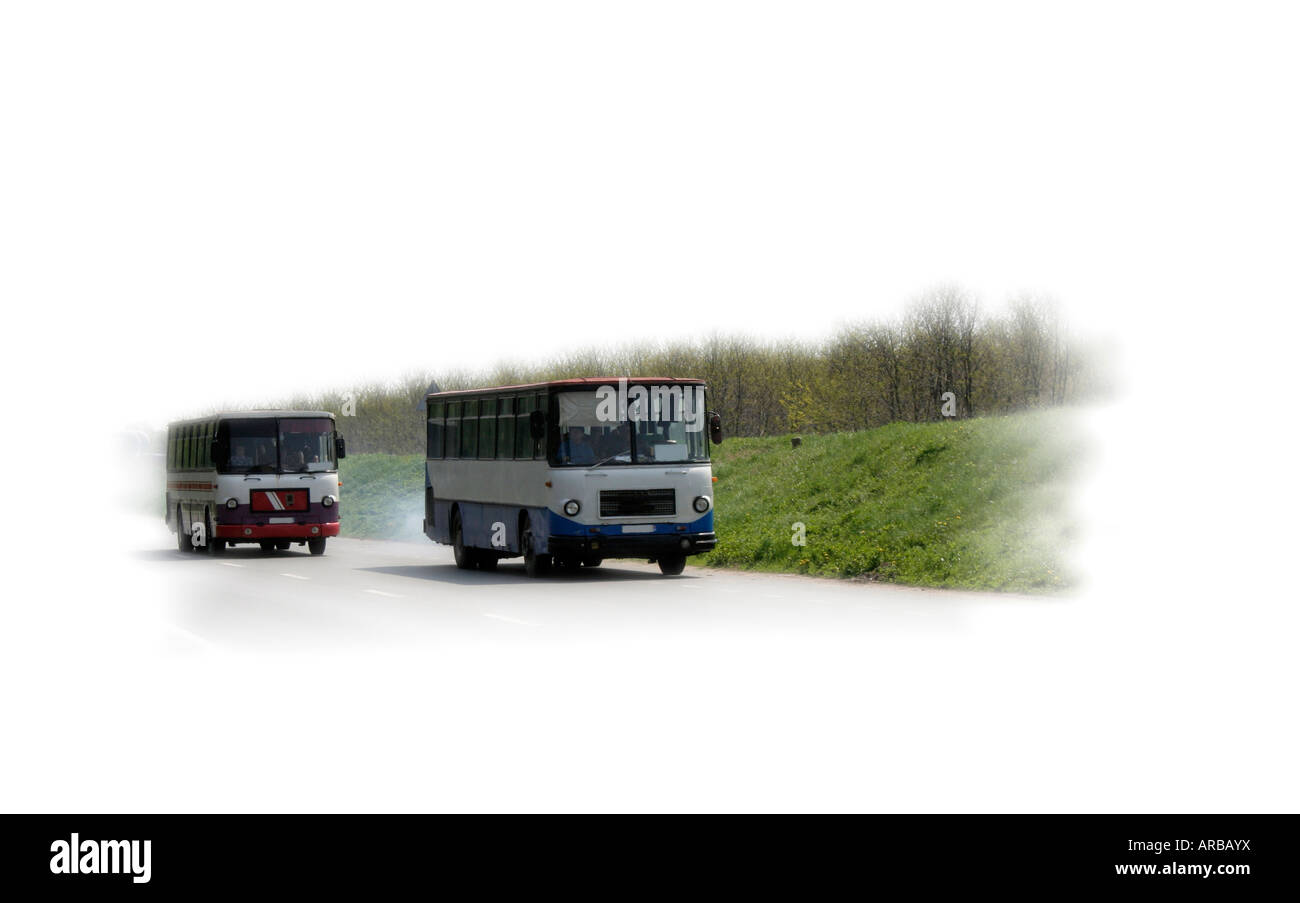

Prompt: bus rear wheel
xmin=451 ymin=511 xmax=475 ymax=570
xmin=308 ymin=537 xmax=326 ymax=556
xmin=259 ymin=541 xmax=276 ymax=552
xmin=176 ymin=506 xmax=189 ymax=552
xmin=657 ymin=553 xmax=687 ymax=576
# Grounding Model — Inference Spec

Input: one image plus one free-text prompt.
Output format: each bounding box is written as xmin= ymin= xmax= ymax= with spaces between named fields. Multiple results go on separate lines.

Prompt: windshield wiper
xmin=588 ymin=452 xmax=631 ymax=469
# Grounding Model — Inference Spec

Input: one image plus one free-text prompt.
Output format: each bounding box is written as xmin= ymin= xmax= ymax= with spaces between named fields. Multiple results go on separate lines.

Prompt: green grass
xmin=339 ymin=453 xmax=426 ymax=540
xmin=338 ymin=410 xmax=1083 ymax=591
xmin=700 ymin=410 xmax=1082 ymax=591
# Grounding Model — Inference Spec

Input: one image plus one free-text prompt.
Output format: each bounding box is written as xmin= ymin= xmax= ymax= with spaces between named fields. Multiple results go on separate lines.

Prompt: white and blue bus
xmin=166 ymin=411 xmax=346 ymax=556
xmin=423 ymin=378 xmax=722 ymax=576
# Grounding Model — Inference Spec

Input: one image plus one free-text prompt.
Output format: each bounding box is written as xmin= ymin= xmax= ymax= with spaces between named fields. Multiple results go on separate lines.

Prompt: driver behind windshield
xmin=286 ymin=440 xmax=318 ymax=469
xmin=560 ymin=427 xmax=595 ymax=465
xmin=283 ymin=444 xmax=305 ymax=469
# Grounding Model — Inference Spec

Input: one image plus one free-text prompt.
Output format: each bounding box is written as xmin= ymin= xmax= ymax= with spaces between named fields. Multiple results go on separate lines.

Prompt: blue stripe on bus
xmin=548 ymin=510 xmax=713 ymax=536
xmin=427 ymin=500 xmax=713 ymax=554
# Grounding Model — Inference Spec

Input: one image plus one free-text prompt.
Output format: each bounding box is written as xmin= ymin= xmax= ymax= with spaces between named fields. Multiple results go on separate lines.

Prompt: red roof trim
xmin=427 ymin=377 xmax=706 ymax=399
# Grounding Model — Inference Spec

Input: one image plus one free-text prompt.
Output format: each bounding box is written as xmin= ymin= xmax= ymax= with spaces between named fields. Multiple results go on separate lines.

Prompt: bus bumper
xmin=215 ymin=522 xmax=341 ymax=540
xmin=547 ymin=531 xmax=716 ymax=559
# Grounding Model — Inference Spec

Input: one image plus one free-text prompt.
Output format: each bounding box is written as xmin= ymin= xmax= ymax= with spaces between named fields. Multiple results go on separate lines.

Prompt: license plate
xmin=621 ymin=524 xmax=654 ymax=534
xmin=268 ymin=517 xmax=295 ymax=524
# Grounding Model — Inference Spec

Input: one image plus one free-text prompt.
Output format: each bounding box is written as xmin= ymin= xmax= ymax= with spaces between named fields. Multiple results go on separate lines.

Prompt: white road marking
xmin=280 ymin=573 xmax=309 ymax=580
xmin=365 ymin=589 xmax=403 ymax=598
xmin=219 ymin=562 xmax=243 ymax=568
xmin=482 ymin=612 xmax=539 ymax=627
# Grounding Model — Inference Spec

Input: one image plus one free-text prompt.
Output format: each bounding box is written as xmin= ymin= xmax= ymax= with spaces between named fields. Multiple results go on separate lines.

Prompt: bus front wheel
xmin=206 ymin=513 xmax=225 ymax=556
xmin=176 ymin=506 xmax=189 ymax=553
xmin=308 ymin=537 xmax=326 ymax=556
xmin=522 ymin=518 xmax=550 ymax=578
xmin=657 ymin=553 xmax=687 ymax=576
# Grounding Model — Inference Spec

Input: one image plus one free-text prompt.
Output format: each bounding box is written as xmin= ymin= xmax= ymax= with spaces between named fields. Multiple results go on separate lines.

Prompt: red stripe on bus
xmin=214 ymin=523 xmax=340 ymax=539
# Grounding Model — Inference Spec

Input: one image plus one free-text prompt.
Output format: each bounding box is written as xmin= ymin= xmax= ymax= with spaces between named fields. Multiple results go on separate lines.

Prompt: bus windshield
xmin=553 ymin=389 xmax=709 ymax=466
xmin=219 ymin=417 xmax=337 ymax=474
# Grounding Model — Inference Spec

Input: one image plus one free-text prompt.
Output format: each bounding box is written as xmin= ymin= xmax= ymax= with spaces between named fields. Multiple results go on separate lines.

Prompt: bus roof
xmin=427 ymin=377 xmax=706 ymax=400
xmin=167 ymin=410 xmax=336 ymax=427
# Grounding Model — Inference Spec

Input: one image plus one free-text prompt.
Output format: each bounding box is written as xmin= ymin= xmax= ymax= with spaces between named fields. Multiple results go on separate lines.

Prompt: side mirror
xmin=708 ymin=412 xmax=723 ymax=445
xmin=335 ymin=436 xmax=347 ymax=460
xmin=529 ymin=410 xmax=546 ymax=441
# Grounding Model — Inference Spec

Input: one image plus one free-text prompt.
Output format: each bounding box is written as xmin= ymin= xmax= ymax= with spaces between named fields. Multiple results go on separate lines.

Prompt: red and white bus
xmin=166 ymin=411 xmax=346 ymax=555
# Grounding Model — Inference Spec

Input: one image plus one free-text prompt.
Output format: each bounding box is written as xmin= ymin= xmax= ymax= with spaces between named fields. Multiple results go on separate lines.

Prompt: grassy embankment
xmin=340 ymin=410 xmax=1082 ymax=591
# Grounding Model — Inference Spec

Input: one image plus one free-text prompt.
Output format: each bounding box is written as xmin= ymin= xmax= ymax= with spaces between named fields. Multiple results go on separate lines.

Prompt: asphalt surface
xmin=7 ymin=516 xmax=1289 ymax=812
xmin=138 ymin=529 xmax=1049 ymax=651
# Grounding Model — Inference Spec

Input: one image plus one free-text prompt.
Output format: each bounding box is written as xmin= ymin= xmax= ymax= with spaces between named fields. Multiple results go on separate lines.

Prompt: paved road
xmin=6 ymin=517 xmax=1290 ymax=812
xmin=138 ymin=529 xmax=1048 ymax=651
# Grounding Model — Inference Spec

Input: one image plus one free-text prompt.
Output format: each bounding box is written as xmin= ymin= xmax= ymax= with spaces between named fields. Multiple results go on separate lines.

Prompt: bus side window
xmin=534 ymin=393 xmax=547 ymax=459
xmin=478 ymin=397 xmax=497 ymax=459
xmin=445 ymin=402 xmax=461 ymax=459
xmin=182 ymin=425 xmax=191 ymax=470
xmin=428 ymin=402 xmax=444 ymax=459
xmin=497 ymin=397 xmax=514 ymax=460
xmin=461 ymin=400 xmax=478 ymax=458
xmin=514 ymin=396 xmax=532 ymax=459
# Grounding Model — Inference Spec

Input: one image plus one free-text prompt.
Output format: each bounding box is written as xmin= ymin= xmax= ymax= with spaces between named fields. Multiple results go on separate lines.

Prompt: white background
xmin=1 ymin=1 xmax=1297 ymax=811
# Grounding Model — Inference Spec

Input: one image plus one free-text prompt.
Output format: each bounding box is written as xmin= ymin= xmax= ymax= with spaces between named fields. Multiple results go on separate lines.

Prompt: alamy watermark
xmin=594 ymin=379 xmax=708 ymax=431
xmin=50 ymin=834 xmax=151 ymax=884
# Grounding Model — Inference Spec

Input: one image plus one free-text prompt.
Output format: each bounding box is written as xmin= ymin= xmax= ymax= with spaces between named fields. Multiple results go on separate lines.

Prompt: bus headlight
xmin=693 ymin=495 xmax=711 ymax=513
xmin=563 ymin=499 xmax=581 ymax=516
xmin=226 ymin=498 xmax=238 ymax=509
xmin=322 ymin=495 xmax=335 ymax=507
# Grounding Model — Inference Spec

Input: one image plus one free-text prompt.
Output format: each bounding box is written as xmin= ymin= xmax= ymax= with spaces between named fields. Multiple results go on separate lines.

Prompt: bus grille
xmin=599 ymin=489 xmax=676 ymax=518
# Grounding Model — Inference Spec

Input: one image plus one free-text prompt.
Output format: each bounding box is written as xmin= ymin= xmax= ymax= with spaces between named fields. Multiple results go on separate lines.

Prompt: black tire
xmin=452 ymin=511 xmax=475 ymax=570
xmin=206 ymin=512 xmax=225 ymax=556
xmin=581 ymin=556 xmax=603 ymax=568
xmin=522 ymin=517 xmax=550 ymax=578
xmin=275 ymin=539 xmax=290 ymax=551
xmin=308 ymin=537 xmax=326 ymax=556
xmin=259 ymin=541 xmax=276 ymax=552
xmin=657 ymin=553 xmax=687 ymax=576
xmin=176 ymin=506 xmax=190 ymax=552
